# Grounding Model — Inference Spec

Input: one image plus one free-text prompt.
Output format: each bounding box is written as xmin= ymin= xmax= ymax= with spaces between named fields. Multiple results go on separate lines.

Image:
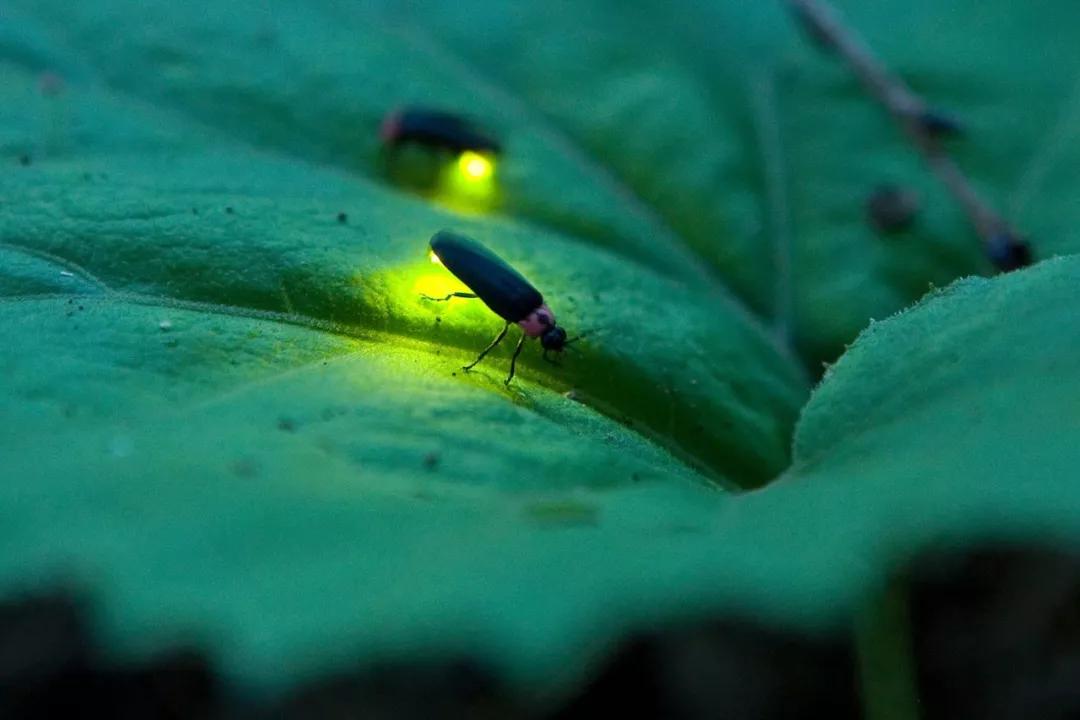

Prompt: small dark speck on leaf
xmin=631 ymin=472 xmax=642 ymax=482
xmin=867 ymin=184 xmax=919 ymax=234
xmin=665 ymin=523 xmax=706 ymax=536
xmin=39 ymin=71 xmax=64 ymax=96
xmin=191 ymin=207 xmax=199 ymax=215
xmin=435 ymin=316 xmax=442 ymax=323
xmin=423 ymin=451 xmax=440 ymax=471
xmin=18 ymin=154 xmax=31 ymax=167
xmin=254 ymin=28 xmax=277 ymax=47
xmin=320 ymin=406 xmax=347 ymax=421
xmin=337 ymin=212 xmax=348 ymax=223
xmin=224 ymin=206 xmax=234 ymax=214
xmin=524 ymin=500 xmax=600 ymax=528
xmin=451 ymin=372 xmax=457 ymax=377
xmin=277 ymin=417 xmax=297 ymax=432
xmin=82 ymin=172 xmax=92 ymax=181
xmin=77 ymin=305 xmax=84 ymax=311
xmin=231 ymin=458 xmax=260 ymax=478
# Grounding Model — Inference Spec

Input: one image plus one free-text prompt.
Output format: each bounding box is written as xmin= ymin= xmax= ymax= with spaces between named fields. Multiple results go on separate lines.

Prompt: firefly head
xmin=541 ymin=325 xmax=567 ymax=351
xmin=519 ymin=303 xmax=569 ymax=352
xmin=518 ymin=303 xmax=555 ymax=338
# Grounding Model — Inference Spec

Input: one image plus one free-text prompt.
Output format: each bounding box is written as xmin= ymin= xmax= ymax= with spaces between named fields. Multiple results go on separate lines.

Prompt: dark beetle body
xmin=426 ymin=230 xmax=570 ymax=384
xmin=430 ymin=231 xmax=541 ymax=322
xmin=381 ymin=108 xmax=501 ymax=155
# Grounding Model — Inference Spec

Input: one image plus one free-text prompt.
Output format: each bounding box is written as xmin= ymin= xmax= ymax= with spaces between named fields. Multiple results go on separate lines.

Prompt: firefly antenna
xmin=562 ymin=332 xmax=590 ymax=353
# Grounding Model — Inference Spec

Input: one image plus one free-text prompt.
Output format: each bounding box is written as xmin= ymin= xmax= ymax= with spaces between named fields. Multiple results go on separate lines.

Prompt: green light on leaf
xmin=436 ymin=151 xmax=497 ymax=211
xmin=458 ymin=151 xmax=494 ymax=181
xmin=413 ymin=248 xmax=467 ymax=302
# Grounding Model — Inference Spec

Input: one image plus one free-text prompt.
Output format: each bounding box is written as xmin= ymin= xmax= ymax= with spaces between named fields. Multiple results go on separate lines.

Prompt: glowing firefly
xmin=422 ymin=230 xmax=580 ymax=384
xmin=380 ymin=107 xmax=501 ymax=156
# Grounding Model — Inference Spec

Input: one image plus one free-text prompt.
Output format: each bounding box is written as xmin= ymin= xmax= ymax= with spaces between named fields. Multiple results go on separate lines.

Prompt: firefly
xmin=380 ymin=107 xmax=501 ymax=155
xmin=422 ymin=230 xmax=577 ymax=384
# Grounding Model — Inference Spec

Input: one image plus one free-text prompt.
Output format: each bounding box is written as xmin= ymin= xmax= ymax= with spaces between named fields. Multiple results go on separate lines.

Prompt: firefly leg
xmin=505 ymin=331 xmax=527 ymax=385
xmin=464 ymin=322 xmax=509 ymax=371
xmin=421 ymin=291 xmax=479 ymax=302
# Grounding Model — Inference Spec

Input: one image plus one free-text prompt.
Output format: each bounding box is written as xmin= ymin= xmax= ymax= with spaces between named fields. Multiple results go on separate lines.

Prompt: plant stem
xmin=854 ymin=576 xmax=921 ymax=720
xmin=785 ymin=0 xmax=1032 ymax=271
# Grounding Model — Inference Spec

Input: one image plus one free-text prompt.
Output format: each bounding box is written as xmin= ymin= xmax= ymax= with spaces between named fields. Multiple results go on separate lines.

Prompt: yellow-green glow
xmin=434 ymin=151 xmax=498 ymax=213
xmin=412 ymin=242 xmax=470 ymax=307
xmin=360 ymin=249 xmax=488 ymax=333
xmin=458 ymin=151 xmax=494 ymax=181
xmin=413 ymin=272 xmax=463 ymax=300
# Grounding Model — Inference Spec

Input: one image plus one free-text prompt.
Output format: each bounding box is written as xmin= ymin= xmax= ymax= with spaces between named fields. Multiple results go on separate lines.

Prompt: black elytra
xmin=430 ymin=231 xmax=541 ymax=322
xmin=381 ymin=108 xmax=501 ymax=155
xmin=423 ymin=231 xmax=574 ymax=384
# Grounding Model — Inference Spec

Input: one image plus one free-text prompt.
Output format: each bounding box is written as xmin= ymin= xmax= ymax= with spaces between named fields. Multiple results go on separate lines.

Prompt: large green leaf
xmin=0 ymin=295 xmax=733 ymax=691
xmin=3 ymin=0 xmax=1080 ymax=705
xmin=5 ymin=242 xmax=1080 ymax=699
xmin=0 ymin=0 xmax=807 ymax=695
xmin=778 ymin=254 xmax=1080 ymax=592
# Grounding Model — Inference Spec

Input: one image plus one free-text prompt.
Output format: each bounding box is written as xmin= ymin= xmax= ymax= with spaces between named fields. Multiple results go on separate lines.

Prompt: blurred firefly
xmin=381 ymin=107 xmax=501 ymax=155
xmin=381 ymin=107 xmax=499 ymax=184
xmin=866 ymin=184 xmax=919 ymax=234
xmin=422 ymin=230 xmax=578 ymax=384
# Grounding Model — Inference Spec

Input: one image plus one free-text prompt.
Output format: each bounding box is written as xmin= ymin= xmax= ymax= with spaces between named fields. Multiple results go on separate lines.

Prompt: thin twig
xmin=787 ymin=0 xmax=1032 ymax=271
